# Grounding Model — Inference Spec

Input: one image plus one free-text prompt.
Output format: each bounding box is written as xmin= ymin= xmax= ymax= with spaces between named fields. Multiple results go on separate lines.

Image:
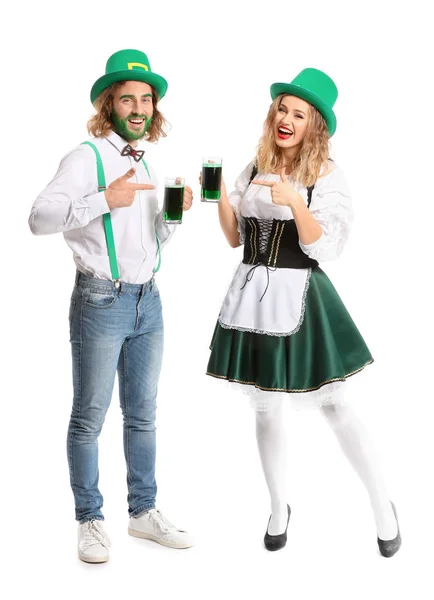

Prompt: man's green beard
xmin=112 ymin=109 xmax=152 ymax=141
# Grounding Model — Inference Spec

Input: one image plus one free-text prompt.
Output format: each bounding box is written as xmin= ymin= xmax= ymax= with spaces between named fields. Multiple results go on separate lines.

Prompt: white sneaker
xmin=78 ymin=520 xmax=111 ymax=563
xmin=128 ymin=509 xmax=194 ymax=549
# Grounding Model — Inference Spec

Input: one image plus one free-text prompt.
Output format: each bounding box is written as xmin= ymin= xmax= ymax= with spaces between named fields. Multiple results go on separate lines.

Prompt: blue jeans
xmin=67 ymin=271 xmax=164 ymax=523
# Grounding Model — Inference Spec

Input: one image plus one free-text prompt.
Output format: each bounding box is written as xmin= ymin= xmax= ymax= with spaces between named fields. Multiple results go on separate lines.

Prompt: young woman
xmin=206 ymin=68 xmax=401 ymax=557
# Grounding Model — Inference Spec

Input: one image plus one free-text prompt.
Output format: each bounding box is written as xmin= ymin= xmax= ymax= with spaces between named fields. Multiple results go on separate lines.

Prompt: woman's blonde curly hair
xmin=87 ymin=81 xmax=167 ymax=142
xmin=256 ymin=95 xmax=331 ymax=186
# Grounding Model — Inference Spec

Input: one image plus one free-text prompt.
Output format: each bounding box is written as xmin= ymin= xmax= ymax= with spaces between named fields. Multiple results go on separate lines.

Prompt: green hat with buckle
xmin=270 ymin=68 xmax=338 ymax=136
xmin=90 ymin=49 xmax=168 ymax=105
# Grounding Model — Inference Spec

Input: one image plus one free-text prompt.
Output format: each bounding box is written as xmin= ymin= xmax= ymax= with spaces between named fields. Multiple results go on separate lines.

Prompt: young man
xmin=29 ymin=49 xmax=194 ymax=563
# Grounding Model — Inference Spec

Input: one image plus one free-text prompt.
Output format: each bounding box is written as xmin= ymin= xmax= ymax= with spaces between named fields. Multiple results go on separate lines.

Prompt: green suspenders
xmin=82 ymin=141 xmax=161 ymax=284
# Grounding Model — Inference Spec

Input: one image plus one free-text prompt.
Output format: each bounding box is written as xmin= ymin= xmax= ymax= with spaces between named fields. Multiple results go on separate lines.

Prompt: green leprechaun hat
xmin=270 ymin=68 xmax=338 ymax=136
xmin=90 ymin=49 xmax=168 ymax=104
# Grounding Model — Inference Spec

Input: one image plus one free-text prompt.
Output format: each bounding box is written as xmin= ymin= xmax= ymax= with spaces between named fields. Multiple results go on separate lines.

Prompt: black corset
xmin=243 ymin=217 xmax=319 ymax=270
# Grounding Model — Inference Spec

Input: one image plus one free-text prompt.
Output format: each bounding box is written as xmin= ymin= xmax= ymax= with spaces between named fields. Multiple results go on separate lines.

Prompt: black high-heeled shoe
xmin=377 ymin=502 xmax=402 ymax=558
xmin=264 ymin=505 xmax=291 ymax=551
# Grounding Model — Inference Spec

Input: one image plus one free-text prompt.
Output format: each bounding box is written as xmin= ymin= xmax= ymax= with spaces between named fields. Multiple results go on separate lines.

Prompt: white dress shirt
xmin=29 ymin=131 xmax=175 ymax=284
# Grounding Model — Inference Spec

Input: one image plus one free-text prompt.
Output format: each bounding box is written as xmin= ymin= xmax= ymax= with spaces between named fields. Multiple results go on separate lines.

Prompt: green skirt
xmin=206 ymin=268 xmax=373 ymax=393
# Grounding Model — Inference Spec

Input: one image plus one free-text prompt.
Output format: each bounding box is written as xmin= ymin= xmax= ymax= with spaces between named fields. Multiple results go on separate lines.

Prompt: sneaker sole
xmin=128 ymin=527 xmax=193 ymax=549
xmin=78 ymin=552 xmax=109 ymax=564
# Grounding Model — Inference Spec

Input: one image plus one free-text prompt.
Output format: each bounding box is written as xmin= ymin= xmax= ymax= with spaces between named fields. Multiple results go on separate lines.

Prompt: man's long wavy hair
xmin=256 ymin=95 xmax=331 ymax=186
xmin=87 ymin=81 xmax=167 ymax=142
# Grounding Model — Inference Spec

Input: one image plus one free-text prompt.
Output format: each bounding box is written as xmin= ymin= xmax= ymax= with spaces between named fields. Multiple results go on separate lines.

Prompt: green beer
xmin=201 ymin=157 xmax=222 ymax=202
xmin=163 ymin=177 xmax=185 ymax=224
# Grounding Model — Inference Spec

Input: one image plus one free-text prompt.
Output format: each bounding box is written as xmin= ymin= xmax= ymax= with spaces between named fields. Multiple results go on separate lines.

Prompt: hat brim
xmin=270 ymin=83 xmax=337 ymax=136
xmin=91 ymin=70 xmax=168 ymax=104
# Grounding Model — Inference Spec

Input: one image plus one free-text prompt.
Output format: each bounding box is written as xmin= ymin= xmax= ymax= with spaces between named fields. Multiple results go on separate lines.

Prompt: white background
xmin=2 ymin=0 xmax=433 ymax=598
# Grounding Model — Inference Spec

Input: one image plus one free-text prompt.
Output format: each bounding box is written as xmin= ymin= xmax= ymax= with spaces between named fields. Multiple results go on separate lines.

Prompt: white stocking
xmin=321 ymin=404 xmax=398 ymax=540
xmin=255 ymin=404 xmax=288 ymax=535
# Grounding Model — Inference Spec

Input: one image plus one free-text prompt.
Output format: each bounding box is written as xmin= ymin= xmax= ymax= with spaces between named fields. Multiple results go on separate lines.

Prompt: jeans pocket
xmin=85 ymin=289 xmax=118 ymax=309
xmin=69 ymin=297 xmax=76 ymax=324
xmin=68 ymin=297 xmax=77 ymax=341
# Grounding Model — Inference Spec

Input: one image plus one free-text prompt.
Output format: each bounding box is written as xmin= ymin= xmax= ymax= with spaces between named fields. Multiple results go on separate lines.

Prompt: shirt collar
xmin=105 ymin=130 xmax=144 ymax=154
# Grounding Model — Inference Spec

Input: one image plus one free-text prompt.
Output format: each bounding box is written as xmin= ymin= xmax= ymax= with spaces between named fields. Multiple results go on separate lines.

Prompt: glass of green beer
xmin=201 ymin=157 xmax=222 ymax=202
xmin=163 ymin=177 xmax=185 ymax=224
